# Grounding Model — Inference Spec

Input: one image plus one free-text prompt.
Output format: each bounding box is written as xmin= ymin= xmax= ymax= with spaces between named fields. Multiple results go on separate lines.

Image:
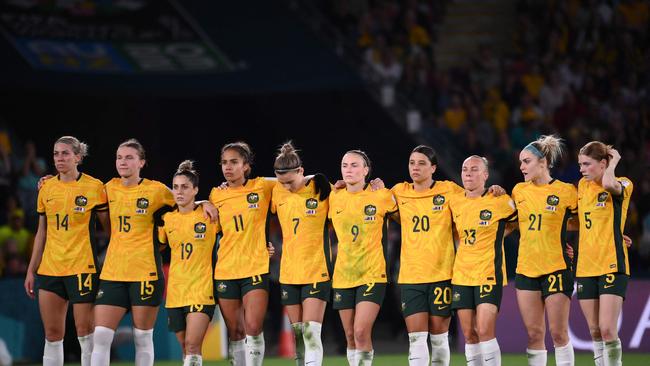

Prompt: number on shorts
xmin=140 ymin=280 xmax=154 ymax=296
xmin=548 ymin=273 xmax=564 ymax=292
xmin=77 ymin=273 xmax=92 ymax=292
xmin=433 ymin=286 xmax=451 ymax=305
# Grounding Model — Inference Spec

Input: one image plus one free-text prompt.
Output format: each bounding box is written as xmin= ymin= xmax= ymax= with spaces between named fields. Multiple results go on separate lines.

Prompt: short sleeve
xmin=382 ymin=190 xmax=398 ymax=214
xmin=209 ymin=187 xmax=218 ymax=205
xmin=36 ymin=186 xmax=46 ymax=215
xmin=157 ymin=225 xmax=168 ymax=245
xmin=160 ymin=185 xmax=175 ymax=207
xmin=619 ymin=178 xmax=633 ymax=200
xmin=263 ymin=178 xmax=276 ymax=197
xmin=566 ymin=184 xmax=578 ymax=214
xmin=95 ymin=185 xmax=108 ymax=211
xmin=501 ymin=195 xmax=518 ymax=222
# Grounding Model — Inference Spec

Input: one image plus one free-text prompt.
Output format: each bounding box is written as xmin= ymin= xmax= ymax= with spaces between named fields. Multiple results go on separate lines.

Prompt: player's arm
xmin=602 ymin=148 xmax=623 ymax=196
xmin=97 ymin=211 xmax=110 ymax=241
xmin=25 ymin=215 xmax=46 ymax=299
xmin=566 ymin=214 xmax=579 ymax=231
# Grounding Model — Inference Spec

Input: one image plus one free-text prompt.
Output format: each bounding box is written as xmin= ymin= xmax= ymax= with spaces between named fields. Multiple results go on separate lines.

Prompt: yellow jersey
xmin=512 ymin=179 xmax=577 ymax=277
xmin=271 ymin=179 xmax=331 ymax=284
xmin=577 ymin=177 xmax=633 ymax=276
xmin=159 ymin=206 xmax=219 ymax=307
xmin=209 ymin=177 xmax=275 ymax=280
xmin=36 ymin=173 xmax=107 ymax=276
xmin=329 ymin=186 xmax=397 ymax=288
xmin=101 ymin=178 xmax=174 ymax=281
xmin=450 ymin=192 xmax=517 ymax=286
xmin=391 ymin=180 xmax=463 ymax=284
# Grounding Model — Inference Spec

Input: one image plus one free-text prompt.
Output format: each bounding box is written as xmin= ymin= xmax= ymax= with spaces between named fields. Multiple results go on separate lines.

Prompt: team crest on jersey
xmin=194 ymin=222 xmax=207 ymax=239
xmin=364 ymin=205 xmax=377 ymax=221
xmin=334 ymin=292 xmax=342 ymax=303
xmin=432 ymin=194 xmax=445 ymax=211
xmin=217 ymin=282 xmax=227 ymax=293
xmin=305 ymin=198 xmax=318 ymax=215
xmin=281 ymin=290 xmax=288 ymax=300
xmin=247 ymin=193 xmax=260 ymax=209
xmin=74 ymin=195 xmax=88 ymax=212
xmin=479 ymin=209 xmax=492 ymax=226
xmin=546 ymin=195 xmax=559 ymax=212
xmin=596 ymin=192 xmax=608 ymax=207
xmin=136 ymin=197 xmax=149 ymax=214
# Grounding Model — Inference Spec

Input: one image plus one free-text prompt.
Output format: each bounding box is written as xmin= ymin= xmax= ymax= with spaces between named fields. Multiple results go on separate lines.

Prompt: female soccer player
xmin=512 ymin=135 xmax=576 ymax=366
xmin=449 ymin=155 xmax=517 ymax=366
xmin=329 ymin=150 xmax=397 ymax=366
xmin=392 ymin=145 xmax=505 ymax=366
xmin=576 ymin=142 xmax=632 ymax=366
xmin=25 ymin=136 xmax=109 ymax=366
xmin=159 ymin=160 xmax=220 ymax=366
xmin=209 ymin=142 xmax=275 ymax=366
xmin=90 ymin=139 xmax=176 ymax=366
xmin=271 ymin=142 xmax=332 ymax=366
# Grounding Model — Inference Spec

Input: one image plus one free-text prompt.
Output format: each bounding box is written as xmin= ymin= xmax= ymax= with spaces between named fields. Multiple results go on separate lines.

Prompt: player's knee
xmin=526 ymin=325 xmax=545 ymax=344
xmin=588 ymin=325 xmax=602 ymax=340
xmin=75 ymin=324 xmax=93 ymax=337
xmin=598 ymin=324 xmax=617 ymax=341
xmin=353 ymin=326 xmax=370 ymax=346
xmin=344 ymin=327 xmax=355 ymax=346
xmin=244 ymin=319 xmax=263 ymax=336
xmin=462 ymin=327 xmax=478 ymax=343
xmin=476 ymin=324 xmax=495 ymax=340
xmin=550 ymin=327 xmax=568 ymax=346
xmin=44 ymin=325 xmax=64 ymax=341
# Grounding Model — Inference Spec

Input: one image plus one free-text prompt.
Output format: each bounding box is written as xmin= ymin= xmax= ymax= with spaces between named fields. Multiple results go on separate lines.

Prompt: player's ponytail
xmin=56 ymin=136 xmax=89 ymax=164
xmin=274 ymin=141 xmax=302 ymax=174
xmin=525 ymin=135 xmax=564 ymax=169
xmin=174 ymin=160 xmax=199 ymax=187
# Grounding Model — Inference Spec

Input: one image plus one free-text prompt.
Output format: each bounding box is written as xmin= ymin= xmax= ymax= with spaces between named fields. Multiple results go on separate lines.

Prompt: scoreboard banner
xmin=0 ymin=0 xmax=234 ymax=74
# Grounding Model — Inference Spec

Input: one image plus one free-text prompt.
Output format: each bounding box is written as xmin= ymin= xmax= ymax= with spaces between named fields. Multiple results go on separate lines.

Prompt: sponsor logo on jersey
xmin=247 ymin=192 xmax=260 ymax=209
xmin=136 ymin=197 xmax=149 ymax=214
xmin=364 ymin=204 xmax=377 ymax=221
xmin=194 ymin=222 xmax=206 ymax=239
xmin=432 ymin=194 xmax=445 ymax=211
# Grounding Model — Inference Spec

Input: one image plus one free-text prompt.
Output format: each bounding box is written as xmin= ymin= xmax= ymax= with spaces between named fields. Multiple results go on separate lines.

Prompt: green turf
xmin=40 ymin=353 xmax=650 ymax=365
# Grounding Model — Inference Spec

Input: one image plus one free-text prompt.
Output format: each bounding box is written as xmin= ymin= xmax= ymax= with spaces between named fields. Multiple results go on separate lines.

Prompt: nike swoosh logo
xmin=47 ymin=198 xmax=55 ymax=202
xmin=309 ymin=290 xmax=320 ymax=295
xmin=517 ymin=200 xmax=525 ymax=204
xmin=603 ymin=284 xmax=614 ymax=289
xmin=80 ymin=291 xmax=91 ymax=296
xmin=336 ymin=210 xmax=344 ymax=214
xmin=401 ymin=201 xmax=409 ymax=205
xmin=252 ymin=281 xmax=262 ymax=286
xmin=168 ymin=230 xmax=174 ymax=234
xmin=480 ymin=294 xmax=490 ymax=298
xmin=485 ymin=357 xmax=494 ymax=361
xmin=109 ymin=200 xmax=115 ymax=203
xmin=140 ymin=296 xmax=153 ymax=300
xmin=363 ymin=292 xmax=373 ymax=297
xmin=437 ymin=305 xmax=449 ymax=310
xmin=279 ymin=203 xmax=286 ymax=207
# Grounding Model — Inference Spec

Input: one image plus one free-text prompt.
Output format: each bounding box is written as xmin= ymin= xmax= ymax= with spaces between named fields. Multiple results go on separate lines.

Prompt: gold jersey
xmin=576 ymin=177 xmax=633 ymax=276
xmin=391 ymin=180 xmax=463 ymax=284
xmin=329 ymin=186 xmax=397 ymax=288
xmin=512 ymin=179 xmax=577 ymax=277
xmin=209 ymin=177 xmax=275 ymax=280
xmin=271 ymin=179 xmax=331 ymax=284
xmin=101 ymin=178 xmax=174 ymax=281
xmin=36 ymin=173 xmax=107 ymax=276
xmin=159 ymin=207 xmax=219 ymax=307
xmin=450 ymin=192 xmax=517 ymax=286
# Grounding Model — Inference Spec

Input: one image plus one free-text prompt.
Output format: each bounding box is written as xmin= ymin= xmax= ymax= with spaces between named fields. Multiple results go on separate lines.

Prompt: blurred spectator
xmin=0 ymin=208 xmax=33 ymax=277
xmin=442 ymin=94 xmax=467 ymax=133
xmin=15 ymin=141 xmax=46 ymax=230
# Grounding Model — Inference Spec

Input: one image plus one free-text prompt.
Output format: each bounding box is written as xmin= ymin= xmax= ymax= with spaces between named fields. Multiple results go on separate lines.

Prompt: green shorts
xmin=515 ymin=269 xmax=574 ymax=299
xmin=332 ymin=283 xmax=386 ymax=310
xmin=214 ymin=274 xmax=269 ymax=300
xmin=451 ymin=284 xmax=503 ymax=311
xmin=94 ymin=278 xmax=165 ymax=308
xmin=281 ymin=281 xmax=331 ymax=305
xmin=37 ymin=273 xmax=98 ymax=304
xmin=577 ymin=273 xmax=628 ymax=300
xmin=167 ymin=304 xmax=217 ymax=333
xmin=400 ymin=280 xmax=452 ymax=318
